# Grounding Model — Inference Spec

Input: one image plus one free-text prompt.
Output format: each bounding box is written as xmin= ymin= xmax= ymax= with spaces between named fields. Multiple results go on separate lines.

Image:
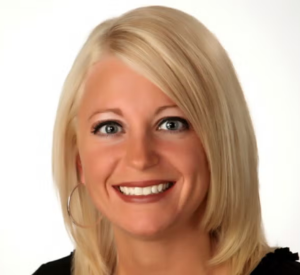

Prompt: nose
xmin=124 ymin=132 xmax=159 ymax=170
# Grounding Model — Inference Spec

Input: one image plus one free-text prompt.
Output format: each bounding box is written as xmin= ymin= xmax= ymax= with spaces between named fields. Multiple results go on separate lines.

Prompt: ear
xmin=76 ymin=155 xmax=85 ymax=185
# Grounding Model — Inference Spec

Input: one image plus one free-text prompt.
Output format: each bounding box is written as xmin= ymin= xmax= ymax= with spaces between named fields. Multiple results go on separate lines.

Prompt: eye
xmin=158 ymin=117 xmax=189 ymax=132
xmin=91 ymin=121 xmax=123 ymax=136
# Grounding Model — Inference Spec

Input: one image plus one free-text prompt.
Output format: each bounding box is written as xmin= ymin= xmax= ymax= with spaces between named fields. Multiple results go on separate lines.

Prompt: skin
xmin=76 ymin=56 xmax=228 ymax=275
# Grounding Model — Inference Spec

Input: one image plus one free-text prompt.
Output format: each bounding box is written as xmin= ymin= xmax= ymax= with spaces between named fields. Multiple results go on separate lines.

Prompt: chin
xmin=116 ymin=216 xmax=175 ymax=239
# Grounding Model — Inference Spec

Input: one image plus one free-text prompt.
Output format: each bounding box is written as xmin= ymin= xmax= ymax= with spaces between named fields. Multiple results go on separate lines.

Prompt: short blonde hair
xmin=52 ymin=6 xmax=271 ymax=275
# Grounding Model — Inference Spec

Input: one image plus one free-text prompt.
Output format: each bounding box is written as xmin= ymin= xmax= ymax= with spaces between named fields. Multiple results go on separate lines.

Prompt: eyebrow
xmin=88 ymin=104 xmax=178 ymax=120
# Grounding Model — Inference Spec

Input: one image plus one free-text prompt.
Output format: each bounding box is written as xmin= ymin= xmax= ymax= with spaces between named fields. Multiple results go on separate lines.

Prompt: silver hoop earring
xmin=67 ymin=183 xmax=102 ymax=228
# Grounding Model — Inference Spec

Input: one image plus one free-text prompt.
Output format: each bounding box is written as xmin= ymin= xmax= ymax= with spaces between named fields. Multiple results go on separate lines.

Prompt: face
xmin=77 ymin=56 xmax=210 ymax=238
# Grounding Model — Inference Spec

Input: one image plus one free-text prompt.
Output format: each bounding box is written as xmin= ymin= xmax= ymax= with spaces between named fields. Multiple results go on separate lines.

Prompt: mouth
xmin=112 ymin=180 xmax=176 ymax=203
xmin=116 ymin=182 xmax=174 ymax=196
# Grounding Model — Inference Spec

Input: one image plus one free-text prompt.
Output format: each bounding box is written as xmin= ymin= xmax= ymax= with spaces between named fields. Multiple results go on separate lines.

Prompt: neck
xmin=113 ymin=224 xmax=221 ymax=275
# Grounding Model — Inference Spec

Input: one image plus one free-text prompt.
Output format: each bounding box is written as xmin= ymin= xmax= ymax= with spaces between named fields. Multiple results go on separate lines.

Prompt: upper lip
xmin=114 ymin=180 xmax=175 ymax=188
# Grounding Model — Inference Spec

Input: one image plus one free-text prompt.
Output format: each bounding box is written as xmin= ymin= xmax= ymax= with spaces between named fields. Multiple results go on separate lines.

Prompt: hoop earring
xmin=67 ymin=183 xmax=102 ymax=228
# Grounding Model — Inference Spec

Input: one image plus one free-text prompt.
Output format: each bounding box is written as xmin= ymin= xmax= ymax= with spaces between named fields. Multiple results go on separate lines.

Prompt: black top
xmin=32 ymin=247 xmax=300 ymax=275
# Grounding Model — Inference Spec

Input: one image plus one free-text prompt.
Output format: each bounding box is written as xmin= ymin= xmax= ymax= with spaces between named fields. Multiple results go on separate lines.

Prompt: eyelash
xmin=91 ymin=117 xmax=190 ymax=137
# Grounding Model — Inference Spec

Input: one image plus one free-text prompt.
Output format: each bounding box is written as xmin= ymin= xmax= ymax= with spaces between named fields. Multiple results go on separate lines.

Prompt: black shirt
xmin=33 ymin=247 xmax=300 ymax=275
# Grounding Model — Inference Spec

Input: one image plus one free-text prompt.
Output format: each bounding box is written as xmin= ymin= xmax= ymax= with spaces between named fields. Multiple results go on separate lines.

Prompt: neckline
xmin=251 ymin=247 xmax=299 ymax=274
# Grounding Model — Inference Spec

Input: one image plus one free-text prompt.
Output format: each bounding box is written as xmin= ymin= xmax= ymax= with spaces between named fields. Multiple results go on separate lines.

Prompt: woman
xmin=33 ymin=5 xmax=299 ymax=275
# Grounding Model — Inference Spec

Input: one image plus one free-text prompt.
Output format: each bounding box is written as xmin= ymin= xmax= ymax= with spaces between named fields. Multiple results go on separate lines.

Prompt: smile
xmin=118 ymin=182 xmax=173 ymax=196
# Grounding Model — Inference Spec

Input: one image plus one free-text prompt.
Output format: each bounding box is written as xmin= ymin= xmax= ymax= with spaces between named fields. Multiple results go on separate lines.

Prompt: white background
xmin=0 ymin=0 xmax=299 ymax=274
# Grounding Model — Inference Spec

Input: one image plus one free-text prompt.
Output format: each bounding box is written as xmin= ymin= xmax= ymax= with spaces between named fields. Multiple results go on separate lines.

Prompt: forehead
xmin=81 ymin=56 xmax=175 ymax=109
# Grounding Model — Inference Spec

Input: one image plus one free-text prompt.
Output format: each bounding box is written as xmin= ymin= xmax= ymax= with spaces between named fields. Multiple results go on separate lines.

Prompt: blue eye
xmin=91 ymin=117 xmax=189 ymax=137
xmin=158 ymin=117 xmax=189 ymax=132
xmin=92 ymin=121 xmax=123 ymax=136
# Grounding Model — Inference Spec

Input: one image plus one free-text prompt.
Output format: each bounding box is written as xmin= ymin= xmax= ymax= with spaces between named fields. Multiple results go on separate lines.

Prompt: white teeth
xmin=158 ymin=184 xmax=163 ymax=192
xmin=128 ymin=187 xmax=134 ymax=195
xmin=119 ymin=182 xmax=172 ymax=196
xmin=134 ymin=187 xmax=142 ymax=195
xmin=142 ymin=187 xmax=151 ymax=195
xmin=151 ymin=185 xmax=158 ymax=193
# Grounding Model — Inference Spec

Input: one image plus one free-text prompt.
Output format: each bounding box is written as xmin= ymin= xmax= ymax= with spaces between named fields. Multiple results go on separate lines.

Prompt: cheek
xmin=164 ymin=136 xmax=210 ymax=207
xmin=79 ymin=143 xmax=121 ymax=216
xmin=165 ymin=136 xmax=209 ymax=180
xmin=187 ymin=142 xmax=210 ymax=194
xmin=80 ymin=142 xmax=120 ymax=191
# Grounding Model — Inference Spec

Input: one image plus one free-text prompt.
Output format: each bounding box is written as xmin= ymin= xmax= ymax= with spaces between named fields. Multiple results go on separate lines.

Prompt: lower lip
xmin=113 ymin=184 xmax=175 ymax=203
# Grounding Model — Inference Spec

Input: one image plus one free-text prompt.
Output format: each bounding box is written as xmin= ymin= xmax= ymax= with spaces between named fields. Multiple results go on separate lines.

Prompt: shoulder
xmin=32 ymin=252 xmax=73 ymax=275
xmin=251 ymin=247 xmax=300 ymax=275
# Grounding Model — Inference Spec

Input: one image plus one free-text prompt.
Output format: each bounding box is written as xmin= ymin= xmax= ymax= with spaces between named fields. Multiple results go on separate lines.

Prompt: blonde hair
xmin=52 ymin=5 xmax=271 ymax=275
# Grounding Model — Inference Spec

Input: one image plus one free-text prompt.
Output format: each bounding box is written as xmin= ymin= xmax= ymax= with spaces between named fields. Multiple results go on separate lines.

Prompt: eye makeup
xmin=90 ymin=116 xmax=190 ymax=137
